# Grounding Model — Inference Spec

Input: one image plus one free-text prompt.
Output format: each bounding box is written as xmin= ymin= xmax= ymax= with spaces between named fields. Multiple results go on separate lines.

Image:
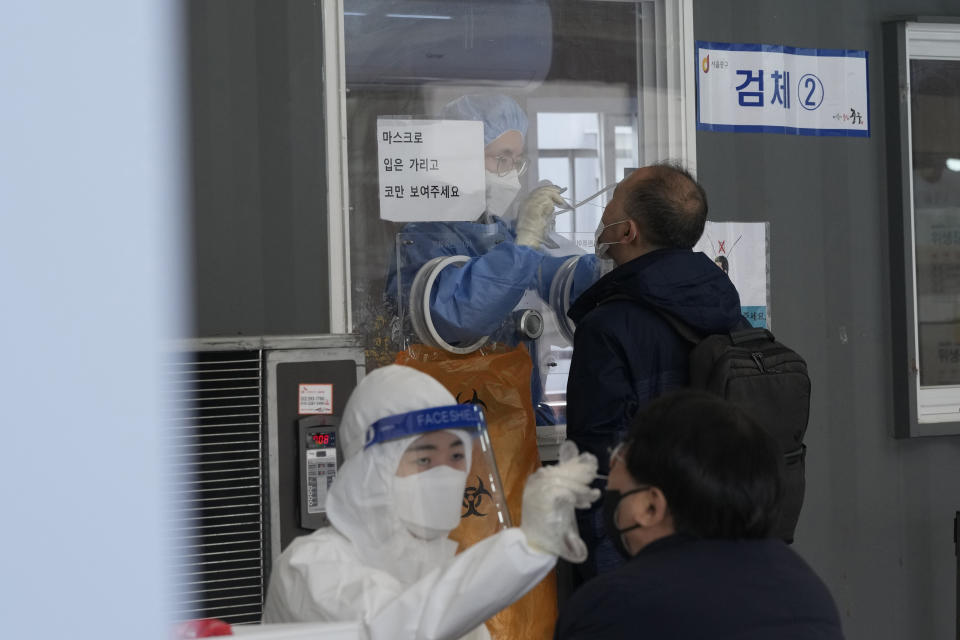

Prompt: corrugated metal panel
xmin=167 ymin=350 xmax=266 ymax=625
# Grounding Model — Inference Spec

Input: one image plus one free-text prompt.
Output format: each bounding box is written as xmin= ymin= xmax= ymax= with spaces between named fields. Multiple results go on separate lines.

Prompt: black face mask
xmin=602 ymin=487 xmax=650 ymax=559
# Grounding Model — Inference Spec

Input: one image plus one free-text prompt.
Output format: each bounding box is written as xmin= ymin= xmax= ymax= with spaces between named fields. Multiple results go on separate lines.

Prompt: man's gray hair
xmin=623 ymin=162 xmax=708 ymax=249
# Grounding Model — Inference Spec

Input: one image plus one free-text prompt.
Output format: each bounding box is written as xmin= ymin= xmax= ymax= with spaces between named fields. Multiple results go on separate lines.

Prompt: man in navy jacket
xmin=565 ymin=163 xmax=743 ymax=583
xmin=555 ymin=392 xmax=844 ymax=640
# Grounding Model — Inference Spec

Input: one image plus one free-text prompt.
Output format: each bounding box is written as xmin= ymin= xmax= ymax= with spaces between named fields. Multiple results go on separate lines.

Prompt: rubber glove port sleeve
xmin=427 ymin=241 xmax=546 ymax=344
xmin=387 ymin=220 xmax=548 ymax=346
xmin=536 ymin=254 xmax=601 ymax=303
xmin=386 ymin=219 xmax=599 ymax=347
xmin=570 ymin=254 xmax=601 ymax=302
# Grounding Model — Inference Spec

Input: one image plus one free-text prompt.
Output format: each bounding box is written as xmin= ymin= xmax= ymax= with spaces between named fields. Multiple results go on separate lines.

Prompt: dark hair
xmin=623 ymin=390 xmax=782 ymax=539
xmin=714 ymin=255 xmax=729 ymax=274
xmin=624 ymin=162 xmax=707 ymax=249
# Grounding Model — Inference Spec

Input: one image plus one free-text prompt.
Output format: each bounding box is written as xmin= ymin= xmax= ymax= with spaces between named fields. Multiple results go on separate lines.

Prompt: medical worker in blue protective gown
xmin=387 ymin=95 xmax=601 ymax=419
xmin=262 ymin=365 xmax=600 ymax=640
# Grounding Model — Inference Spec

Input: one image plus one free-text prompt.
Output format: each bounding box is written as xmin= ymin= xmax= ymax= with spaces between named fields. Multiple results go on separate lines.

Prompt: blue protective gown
xmin=387 ymin=216 xmax=598 ymax=347
xmin=386 ymin=216 xmax=598 ymax=425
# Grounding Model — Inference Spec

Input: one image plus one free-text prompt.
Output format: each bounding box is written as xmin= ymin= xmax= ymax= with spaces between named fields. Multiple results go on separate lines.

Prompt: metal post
xmin=322 ymin=0 xmax=352 ymax=334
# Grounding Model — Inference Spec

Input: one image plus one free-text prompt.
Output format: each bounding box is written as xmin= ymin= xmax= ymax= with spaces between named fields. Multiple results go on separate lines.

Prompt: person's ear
xmin=623 ymin=486 xmax=670 ymax=528
xmin=624 ymin=218 xmax=640 ymax=244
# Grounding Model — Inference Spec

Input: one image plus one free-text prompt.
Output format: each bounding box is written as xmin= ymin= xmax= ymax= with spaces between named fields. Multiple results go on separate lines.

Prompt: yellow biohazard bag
xmin=395 ymin=343 xmax=557 ymax=640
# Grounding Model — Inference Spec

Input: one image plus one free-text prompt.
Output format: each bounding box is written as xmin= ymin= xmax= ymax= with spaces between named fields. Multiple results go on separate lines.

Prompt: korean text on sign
xmin=376 ymin=118 xmax=485 ymax=222
xmin=384 ymin=185 xmax=461 ymax=199
xmin=696 ymin=41 xmax=869 ymax=137
xmin=299 ymin=383 xmax=333 ymax=415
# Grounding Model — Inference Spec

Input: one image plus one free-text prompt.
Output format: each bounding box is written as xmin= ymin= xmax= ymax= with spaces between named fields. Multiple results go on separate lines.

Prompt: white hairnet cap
xmin=339 ymin=364 xmax=456 ymax=460
xmin=441 ymin=94 xmax=528 ymax=146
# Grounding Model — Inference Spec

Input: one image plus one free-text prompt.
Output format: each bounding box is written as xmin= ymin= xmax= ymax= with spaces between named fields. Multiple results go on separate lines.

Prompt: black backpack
xmin=599 ymin=294 xmax=811 ymax=543
xmin=660 ymin=312 xmax=810 ymax=543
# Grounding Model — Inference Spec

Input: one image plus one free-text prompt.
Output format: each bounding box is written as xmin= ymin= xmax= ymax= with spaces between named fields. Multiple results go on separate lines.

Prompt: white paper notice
xmin=377 ymin=118 xmax=486 ymax=222
xmin=696 ymin=41 xmax=869 ymax=137
xmin=694 ymin=222 xmax=770 ymax=328
xmin=298 ymin=383 xmax=333 ymax=415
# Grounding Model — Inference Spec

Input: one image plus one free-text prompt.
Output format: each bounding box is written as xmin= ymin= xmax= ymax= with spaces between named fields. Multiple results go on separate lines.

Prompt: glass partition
xmin=343 ymin=0 xmax=693 ymax=423
xmin=911 ymin=57 xmax=960 ymax=389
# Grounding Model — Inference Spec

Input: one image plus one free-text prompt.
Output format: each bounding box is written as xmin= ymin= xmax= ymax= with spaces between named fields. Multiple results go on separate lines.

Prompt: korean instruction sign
xmin=377 ymin=118 xmax=486 ymax=222
xmin=696 ymin=41 xmax=869 ymax=137
xmin=694 ymin=221 xmax=770 ymax=328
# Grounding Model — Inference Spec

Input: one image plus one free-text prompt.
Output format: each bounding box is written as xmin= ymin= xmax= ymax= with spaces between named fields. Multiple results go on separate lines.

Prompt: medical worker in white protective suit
xmin=262 ymin=364 xmax=600 ymax=640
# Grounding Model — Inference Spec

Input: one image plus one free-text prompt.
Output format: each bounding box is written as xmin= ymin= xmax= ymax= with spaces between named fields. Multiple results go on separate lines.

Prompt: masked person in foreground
xmin=262 ymin=365 xmax=600 ymax=640
xmin=555 ymin=391 xmax=844 ymax=640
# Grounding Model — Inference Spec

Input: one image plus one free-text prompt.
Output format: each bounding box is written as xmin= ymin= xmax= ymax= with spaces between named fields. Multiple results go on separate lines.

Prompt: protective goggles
xmin=365 ymin=403 xmax=487 ymax=449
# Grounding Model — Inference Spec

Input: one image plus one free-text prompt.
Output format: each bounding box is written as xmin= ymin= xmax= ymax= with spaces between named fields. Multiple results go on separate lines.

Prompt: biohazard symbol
xmin=456 ymin=389 xmax=487 ymax=410
xmin=462 ymin=475 xmax=492 ymax=518
xmin=457 ymin=390 xmax=491 ymax=517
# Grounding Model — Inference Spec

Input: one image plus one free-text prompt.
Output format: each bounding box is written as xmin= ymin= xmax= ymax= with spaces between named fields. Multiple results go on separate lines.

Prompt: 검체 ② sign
xmin=377 ymin=118 xmax=486 ymax=222
xmin=696 ymin=41 xmax=869 ymax=137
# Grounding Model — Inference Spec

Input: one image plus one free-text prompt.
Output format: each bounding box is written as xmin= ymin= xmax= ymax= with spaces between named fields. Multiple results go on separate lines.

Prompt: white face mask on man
xmin=392 ymin=465 xmax=468 ymax=540
xmin=485 ymin=169 xmax=522 ymax=219
xmin=594 ymin=218 xmax=631 ymax=259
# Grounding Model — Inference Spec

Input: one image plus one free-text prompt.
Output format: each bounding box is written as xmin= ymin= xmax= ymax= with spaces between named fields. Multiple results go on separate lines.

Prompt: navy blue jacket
xmin=555 ymin=534 xmax=845 ymax=640
xmin=564 ymin=248 xmax=742 ymax=581
xmin=566 ymin=248 xmax=743 ymax=475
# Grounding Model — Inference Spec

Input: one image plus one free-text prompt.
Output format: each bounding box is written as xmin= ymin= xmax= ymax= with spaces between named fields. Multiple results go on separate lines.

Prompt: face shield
xmin=365 ymin=402 xmax=512 ymax=541
xmin=325 ymin=365 xmax=514 ymax=583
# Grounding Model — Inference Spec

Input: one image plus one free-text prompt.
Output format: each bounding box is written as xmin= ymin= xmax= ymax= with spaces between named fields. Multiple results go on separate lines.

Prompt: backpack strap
xmin=730 ymin=327 xmax=776 ymax=344
xmin=599 ymin=294 xmax=771 ymax=345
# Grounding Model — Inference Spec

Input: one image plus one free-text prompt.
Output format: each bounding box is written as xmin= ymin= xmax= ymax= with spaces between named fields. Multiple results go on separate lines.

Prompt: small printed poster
xmin=298 ymin=383 xmax=333 ymax=415
xmin=377 ymin=118 xmax=486 ymax=222
xmin=694 ymin=221 xmax=770 ymax=328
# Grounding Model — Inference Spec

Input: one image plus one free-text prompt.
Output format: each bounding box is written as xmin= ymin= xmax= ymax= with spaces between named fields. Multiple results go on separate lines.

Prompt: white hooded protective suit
xmin=261 ymin=365 xmax=555 ymax=640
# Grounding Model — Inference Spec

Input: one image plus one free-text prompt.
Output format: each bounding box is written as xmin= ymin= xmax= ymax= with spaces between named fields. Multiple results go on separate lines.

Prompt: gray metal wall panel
xmin=694 ymin=2 xmax=960 ymax=639
xmin=187 ymin=0 xmax=330 ymax=338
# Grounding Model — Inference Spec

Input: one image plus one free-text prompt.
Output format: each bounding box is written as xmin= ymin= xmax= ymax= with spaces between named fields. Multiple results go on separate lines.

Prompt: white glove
xmin=520 ymin=440 xmax=601 ymax=563
xmin=515 ymin=184 xmax=567 ymax=249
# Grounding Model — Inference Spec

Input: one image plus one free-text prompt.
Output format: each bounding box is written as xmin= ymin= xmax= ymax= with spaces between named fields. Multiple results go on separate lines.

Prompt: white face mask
xmin=594 ymin=218 xmax=630 ymax=259
xmin=393 ymin=465 xmax=467 ymax=540
xmin=485 ymin=169 xmax=522 ymax=219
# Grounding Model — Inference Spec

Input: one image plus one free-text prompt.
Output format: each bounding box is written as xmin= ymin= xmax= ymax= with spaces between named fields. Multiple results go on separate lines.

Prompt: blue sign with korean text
xmin=696 ymin=41 xmax=869 ymax=137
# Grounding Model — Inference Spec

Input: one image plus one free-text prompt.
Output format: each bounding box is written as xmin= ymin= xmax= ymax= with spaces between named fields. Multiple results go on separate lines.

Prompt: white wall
xmin=0 ymin=2 xmax=185 ymax=638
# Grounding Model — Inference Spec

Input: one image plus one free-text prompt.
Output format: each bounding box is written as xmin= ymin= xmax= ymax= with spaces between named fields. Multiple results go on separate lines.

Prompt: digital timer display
xmin=311 ymin=432 xmax=336 ymax=447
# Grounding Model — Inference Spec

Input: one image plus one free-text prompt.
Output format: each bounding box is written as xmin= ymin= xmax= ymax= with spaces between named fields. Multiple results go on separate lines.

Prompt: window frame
xmin=885 ymin=19 xmax=960 ymax=437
